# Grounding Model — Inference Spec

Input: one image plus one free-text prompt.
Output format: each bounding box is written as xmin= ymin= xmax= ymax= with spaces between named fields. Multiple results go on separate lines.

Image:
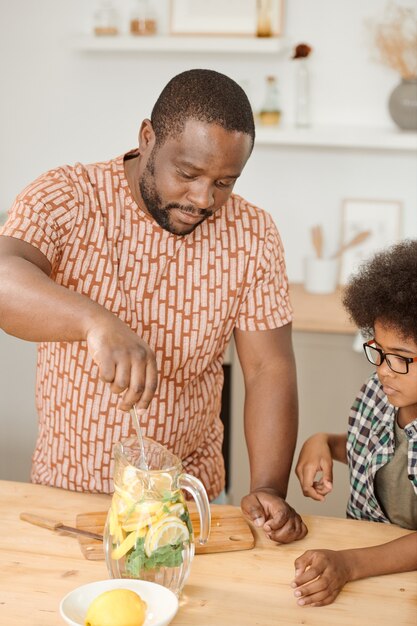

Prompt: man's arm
xmin=234 ymin=323 xmax=307 ymax=543
xmin=0 ymin=236 xmax=157 ymax=410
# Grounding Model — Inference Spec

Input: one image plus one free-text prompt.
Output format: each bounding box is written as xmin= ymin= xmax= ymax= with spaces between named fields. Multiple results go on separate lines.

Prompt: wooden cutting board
xmin=76 ymin=503 xmax=254 ymax=561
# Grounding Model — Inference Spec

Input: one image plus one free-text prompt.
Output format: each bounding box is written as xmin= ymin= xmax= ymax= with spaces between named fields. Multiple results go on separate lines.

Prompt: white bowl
xmin=60 ymin=578 xmax=179 ymax=626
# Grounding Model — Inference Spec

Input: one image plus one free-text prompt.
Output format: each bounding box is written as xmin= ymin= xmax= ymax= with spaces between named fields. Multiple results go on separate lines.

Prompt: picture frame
xmin=169 ymin=0 xmax=284 ymax=37
xmin=339 ymin=198 xmax=402 ymax=285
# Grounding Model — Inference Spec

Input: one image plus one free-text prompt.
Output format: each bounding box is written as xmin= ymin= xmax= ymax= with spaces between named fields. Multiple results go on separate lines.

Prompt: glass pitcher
xmin=104 ymin=436 xmax=210 ymax=596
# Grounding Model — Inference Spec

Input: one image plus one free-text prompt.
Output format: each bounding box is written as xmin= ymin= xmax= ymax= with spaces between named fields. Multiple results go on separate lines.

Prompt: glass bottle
xmin=256 ymin=0 xmax=273 ymax=37
xmin=93 ymin=0 xmax=119 ymax=36
xmin=130 ymin=0 xmax=158 ymax=36
xmin=259 ymin=75 xmax=281 ymax=126
xmin=295 ymin=57 xmax=311 ymax=128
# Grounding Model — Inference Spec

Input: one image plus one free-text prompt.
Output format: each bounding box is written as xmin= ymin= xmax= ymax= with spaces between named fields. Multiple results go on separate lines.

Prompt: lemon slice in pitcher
xmin=144 ymin=516 xmax=189 ymax=557
xmin=149 ymin=471 xmax=173 ymax=495
xmin=168 ymin=502 xmax=185 ymax=517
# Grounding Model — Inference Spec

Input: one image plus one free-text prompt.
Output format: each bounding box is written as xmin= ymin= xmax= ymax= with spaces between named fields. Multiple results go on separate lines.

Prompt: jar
xmin=93 ymin=0 xmax=119 ymax=36
xmin=256 ymin=0 xmax=273 ymax=37
xmin=259 ymin=75 xmax=281 ymax=126
xmin=130 ymin=0 xmax=158 ymax=36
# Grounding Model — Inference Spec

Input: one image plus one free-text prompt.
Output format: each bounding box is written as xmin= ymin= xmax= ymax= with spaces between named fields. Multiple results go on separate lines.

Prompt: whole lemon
xmin=85 ymin=588 xmax=147 ymax=626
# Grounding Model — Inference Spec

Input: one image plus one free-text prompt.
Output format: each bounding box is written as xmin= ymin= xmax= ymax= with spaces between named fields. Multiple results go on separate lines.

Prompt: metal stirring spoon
xmin=130 ymin=404 xmax=149 ymax=471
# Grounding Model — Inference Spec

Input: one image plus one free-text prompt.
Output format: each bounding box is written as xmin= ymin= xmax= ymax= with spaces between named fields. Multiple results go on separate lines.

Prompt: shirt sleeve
xmin=236 ymin=220 xmax=293 ymax=331
xmin=0 ymin=169 xmax=77 ymax=273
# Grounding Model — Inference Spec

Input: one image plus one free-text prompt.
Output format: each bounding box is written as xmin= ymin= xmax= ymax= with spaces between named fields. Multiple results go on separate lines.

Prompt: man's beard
xmin=139 ymin=156 xmax=213 ymax=235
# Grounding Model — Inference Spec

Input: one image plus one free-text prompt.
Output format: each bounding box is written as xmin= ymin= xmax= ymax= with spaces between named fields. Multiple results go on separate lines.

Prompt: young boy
xmin=293 ymin=239 xmax=417 ymax=607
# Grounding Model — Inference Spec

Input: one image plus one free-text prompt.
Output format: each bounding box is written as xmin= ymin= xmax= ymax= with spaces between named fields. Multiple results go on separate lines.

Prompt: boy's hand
xmin=295 ymin=433 xmax=334 ymax=501
xmin=291 ymin=549 xmax=352 ymax=606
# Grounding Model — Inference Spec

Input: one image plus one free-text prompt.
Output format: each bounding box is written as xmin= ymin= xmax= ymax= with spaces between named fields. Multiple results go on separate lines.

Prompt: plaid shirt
xmin=346 ymin=373 xmax=417 ymax=523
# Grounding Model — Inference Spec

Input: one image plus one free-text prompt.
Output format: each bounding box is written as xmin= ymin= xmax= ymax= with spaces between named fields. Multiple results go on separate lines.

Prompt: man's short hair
xmin=151 ymin=69 xmax=255 ymax=149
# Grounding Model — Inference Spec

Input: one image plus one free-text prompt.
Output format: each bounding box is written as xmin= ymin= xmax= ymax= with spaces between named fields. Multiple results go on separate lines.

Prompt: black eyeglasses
xmin=363 ymin=340 xmax=417 ymax=375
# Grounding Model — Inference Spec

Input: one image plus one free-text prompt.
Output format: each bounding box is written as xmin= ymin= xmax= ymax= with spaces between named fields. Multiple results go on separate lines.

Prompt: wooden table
xmin=1 ymin=481 xmax=416 ymax=625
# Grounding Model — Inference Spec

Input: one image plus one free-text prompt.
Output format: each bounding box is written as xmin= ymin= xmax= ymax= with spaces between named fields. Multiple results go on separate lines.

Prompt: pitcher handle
xmin=178 ymin=473 xmax=211 ymax=546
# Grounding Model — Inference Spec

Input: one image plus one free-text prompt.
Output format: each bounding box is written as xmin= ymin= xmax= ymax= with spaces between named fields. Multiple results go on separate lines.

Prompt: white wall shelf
xmin=74 ymin=34 xmax=284 ymax=54
xmin=255 ymin=126 xmax=417 ymax=152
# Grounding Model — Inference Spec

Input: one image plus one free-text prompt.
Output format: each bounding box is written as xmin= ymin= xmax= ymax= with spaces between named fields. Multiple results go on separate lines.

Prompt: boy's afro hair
xmin=342 ymin=239 xmax=417 ymax=342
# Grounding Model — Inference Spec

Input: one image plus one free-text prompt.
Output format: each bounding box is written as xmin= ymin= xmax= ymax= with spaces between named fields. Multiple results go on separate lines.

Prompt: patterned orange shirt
xmin=1 ymin=151 xmax=292 ymax=499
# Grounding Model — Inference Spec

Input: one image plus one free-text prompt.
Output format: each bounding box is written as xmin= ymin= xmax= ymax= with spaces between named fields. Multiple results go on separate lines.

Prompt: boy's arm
xmin=348 ymin=532 xmax=417 ymax=579
xmin=292 ymin=532 xmax=417 ymax=607
xmin=295 ymin=432 xmax=347 ymax=501
xmin=327 ymin=433 xmax=348 ymax=463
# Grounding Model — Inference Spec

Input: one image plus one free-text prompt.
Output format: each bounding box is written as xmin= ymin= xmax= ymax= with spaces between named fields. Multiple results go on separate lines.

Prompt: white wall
xmin=0 ymin=334 xmax=37 ymax=481
xmin=0 ymin=0 xmax=416 ymax=485
xmin=1 ymin=1 xmax=416 ymax=277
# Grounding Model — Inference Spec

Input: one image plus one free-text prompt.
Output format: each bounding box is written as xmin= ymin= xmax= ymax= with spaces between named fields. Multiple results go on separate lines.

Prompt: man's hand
xmin=0 ymin=237 xmax=158 ymax=413
xmin=291 ymin=549 xmax=352 ymax=607
xmin=241 ymin=488 xmax=308 ymax=543
xmin=86 ymin=317 xmax=158 ymax=411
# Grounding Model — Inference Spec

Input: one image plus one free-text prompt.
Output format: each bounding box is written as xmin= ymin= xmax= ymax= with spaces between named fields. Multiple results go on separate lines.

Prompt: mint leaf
xmin=162 ymin=490 xmax=182 ymax=504
xmin=180 ymin=511 xmax=194 ymax=536
xmin=125 ymin=537 xmax=146 ymax=577
xmin=143 ymin=543 xmax=185 ymax=570
xmin=126 ymin=540 xmax=187 ymax=573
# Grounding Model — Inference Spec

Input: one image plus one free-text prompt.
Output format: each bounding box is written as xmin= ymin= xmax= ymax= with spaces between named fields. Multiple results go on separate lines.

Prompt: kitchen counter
xmin=290 ymin=283 xmax=356 ymax=334
xmin=1 ymin=481 xmax=416 ymax=625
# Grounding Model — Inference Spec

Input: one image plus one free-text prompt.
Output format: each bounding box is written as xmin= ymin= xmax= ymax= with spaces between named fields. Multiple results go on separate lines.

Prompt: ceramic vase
xmin=388 ymin=78 xmax=417 ymax=130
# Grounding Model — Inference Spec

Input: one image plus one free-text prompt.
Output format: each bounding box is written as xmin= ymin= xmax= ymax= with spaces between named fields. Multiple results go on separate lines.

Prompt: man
xmin=0 ymin=69 xmax=306 ymax=543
